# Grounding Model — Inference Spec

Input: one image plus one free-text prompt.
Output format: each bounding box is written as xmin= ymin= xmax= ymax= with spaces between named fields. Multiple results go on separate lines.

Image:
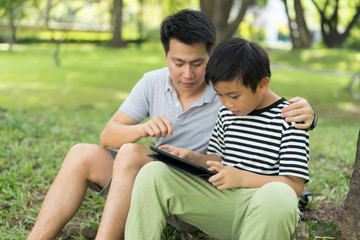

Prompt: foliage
xmin=0 ymin=43 xmax=359 ymax=239
xmin=307 ymin=220 xmax=341 ymax=239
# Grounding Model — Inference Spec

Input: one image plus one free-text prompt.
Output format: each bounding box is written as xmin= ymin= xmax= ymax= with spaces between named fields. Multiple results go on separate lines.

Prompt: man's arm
xmin=100 ymin=110 xmax=173 ymax=149
xmin=281 ymin=97 xmax=317 ymax=130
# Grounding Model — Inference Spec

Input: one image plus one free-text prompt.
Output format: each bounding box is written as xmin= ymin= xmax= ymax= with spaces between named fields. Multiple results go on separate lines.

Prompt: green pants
xmin=125 ymin=162 xmax=299 ymax=240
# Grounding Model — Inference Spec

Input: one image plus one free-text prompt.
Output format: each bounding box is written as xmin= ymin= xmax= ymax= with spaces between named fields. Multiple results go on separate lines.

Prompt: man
xmin=27 ymin=9 xmax=316 ymax=240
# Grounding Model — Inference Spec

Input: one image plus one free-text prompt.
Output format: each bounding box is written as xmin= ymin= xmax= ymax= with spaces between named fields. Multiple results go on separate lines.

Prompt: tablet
xmin=148 ymin=146 xmax=215 ymax=179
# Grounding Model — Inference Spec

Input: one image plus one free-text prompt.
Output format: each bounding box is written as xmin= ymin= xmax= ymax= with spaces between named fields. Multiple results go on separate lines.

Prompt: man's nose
xmin=183 ymin=65 xmax=194 ymax=78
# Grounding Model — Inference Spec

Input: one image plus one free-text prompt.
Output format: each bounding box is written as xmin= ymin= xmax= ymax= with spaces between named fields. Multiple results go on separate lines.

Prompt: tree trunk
xmin=200 ymin=0 xmax=254 ymax=44
xmin=336 ymin=130 xmax=360 ymax=240
xmin=311 ymin=0 xmax=360 ymax=48
xmin=282 ymin=0 xmax=297 ymax=48
xmin=108 ymin=0 xmax=126 ymax=48
xmin=294 ymin=0 xmax=310 ymax=48
xmin=8 ymin=6 xmax=16 ymax=52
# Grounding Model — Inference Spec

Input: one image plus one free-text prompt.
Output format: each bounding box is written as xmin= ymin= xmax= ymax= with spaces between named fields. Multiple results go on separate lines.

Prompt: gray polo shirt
xmin=119 ymin=67 xmax=222 ymax=153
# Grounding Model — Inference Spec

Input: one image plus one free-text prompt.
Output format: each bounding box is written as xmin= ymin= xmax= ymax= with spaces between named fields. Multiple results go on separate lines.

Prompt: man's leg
xmin=27 ymin=144 xmax=113 ymax=240
xmin=95 ymin=143 xmax=153 ymax=240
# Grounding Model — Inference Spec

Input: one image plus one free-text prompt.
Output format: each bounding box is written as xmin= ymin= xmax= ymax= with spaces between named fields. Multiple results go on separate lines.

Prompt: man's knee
xmin=63 ymin=143 xmax=112 ymax=180
xmin=113 ymin=143 xmax=151 ymax=172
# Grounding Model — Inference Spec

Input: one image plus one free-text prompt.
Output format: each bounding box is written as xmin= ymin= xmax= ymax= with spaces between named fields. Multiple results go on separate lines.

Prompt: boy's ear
xmin=259 ymin=77 xmax=269 ymax=94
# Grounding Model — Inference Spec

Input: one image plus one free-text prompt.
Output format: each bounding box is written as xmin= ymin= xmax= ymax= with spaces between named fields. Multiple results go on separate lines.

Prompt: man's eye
xmin=193 ymin=63 xmax=202 ymax=67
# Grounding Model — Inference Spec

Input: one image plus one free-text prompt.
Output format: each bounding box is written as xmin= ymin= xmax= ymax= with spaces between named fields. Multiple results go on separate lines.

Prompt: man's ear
xmin=259 ymin=77 xmax=269 ymax=94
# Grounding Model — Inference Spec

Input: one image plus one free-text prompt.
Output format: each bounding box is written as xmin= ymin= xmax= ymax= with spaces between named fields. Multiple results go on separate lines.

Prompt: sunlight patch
xmin=337 ymin=102 xmax=360 ymax=114
xmin=0 ymin=44 xmax=9 ymax=51
xmin=116 ymin=91 xmax=129 ymax=102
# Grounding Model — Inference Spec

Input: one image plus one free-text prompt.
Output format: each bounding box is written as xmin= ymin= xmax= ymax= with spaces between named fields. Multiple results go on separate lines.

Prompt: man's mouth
xmin=182 ymin=82 xmax=194 ymax=87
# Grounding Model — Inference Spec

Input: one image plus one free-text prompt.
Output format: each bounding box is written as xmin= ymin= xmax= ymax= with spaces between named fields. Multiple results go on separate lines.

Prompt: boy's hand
xmin=139 ymin=116 xmax=173 ymax=138
xmin=158 ymin=145 xmax=192 ymax=160
xmin=207 ymin=161 xmax=242 ymax=190
xmin=281 ymin=97 xmax=314 ymax=129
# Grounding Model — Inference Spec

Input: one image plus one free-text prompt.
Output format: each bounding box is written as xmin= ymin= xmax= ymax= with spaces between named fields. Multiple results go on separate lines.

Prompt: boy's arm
xmin=281 ymin=97 xmax=316 ymax=130
xmin=100 ymin=110 xmax=173 ymax=149
xmin=207 ymin=161 xmax=305 ymax=197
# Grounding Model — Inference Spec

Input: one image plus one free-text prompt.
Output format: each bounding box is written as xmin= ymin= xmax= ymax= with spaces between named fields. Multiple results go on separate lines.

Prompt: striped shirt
xmin=207 ymin=98 xmax=309 ymax=182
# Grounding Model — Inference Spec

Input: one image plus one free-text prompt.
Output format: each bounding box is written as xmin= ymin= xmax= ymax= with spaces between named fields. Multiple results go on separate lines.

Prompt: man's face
xmin=165 ymin=38 xmax=210 ymax=93
xmin=213 ymin=79 xmax=265 ymax=116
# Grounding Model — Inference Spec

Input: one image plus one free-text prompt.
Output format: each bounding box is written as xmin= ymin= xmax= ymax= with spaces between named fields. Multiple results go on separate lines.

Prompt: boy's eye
xmin=231 ymin=95 xmax=239 ymax=99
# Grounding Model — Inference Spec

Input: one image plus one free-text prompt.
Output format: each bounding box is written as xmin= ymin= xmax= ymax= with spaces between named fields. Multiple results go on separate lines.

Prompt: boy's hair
xmin=205 ymin=38 xmax=271 ymax=92
xmin=160 ymin=9 xmax=216 ymax=55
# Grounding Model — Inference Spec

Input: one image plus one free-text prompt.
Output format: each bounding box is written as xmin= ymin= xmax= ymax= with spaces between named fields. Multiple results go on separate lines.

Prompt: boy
xmin=124 ymin=38 xmax=309 ymax=240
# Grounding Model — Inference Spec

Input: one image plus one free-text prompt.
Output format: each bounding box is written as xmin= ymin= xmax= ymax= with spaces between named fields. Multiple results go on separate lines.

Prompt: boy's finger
xmin=207 ymin=160 xmax=224 ymax=169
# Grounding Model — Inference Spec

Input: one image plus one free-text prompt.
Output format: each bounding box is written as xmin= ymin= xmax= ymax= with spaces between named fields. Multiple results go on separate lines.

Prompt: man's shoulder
xmin=143 ymin=67 xmax=170 ymax=79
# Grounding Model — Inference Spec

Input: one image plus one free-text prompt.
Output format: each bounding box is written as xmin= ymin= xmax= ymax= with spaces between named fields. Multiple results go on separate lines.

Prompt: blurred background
xmin=1 ymin=0 xmax=360 ymax=239
xmin=1 ymin=0 xmax=359 ymax=50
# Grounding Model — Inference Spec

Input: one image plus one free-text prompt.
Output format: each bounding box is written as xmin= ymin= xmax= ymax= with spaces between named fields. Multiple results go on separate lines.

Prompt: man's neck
xmin=174 ymin=82 xmax=207 ymax=111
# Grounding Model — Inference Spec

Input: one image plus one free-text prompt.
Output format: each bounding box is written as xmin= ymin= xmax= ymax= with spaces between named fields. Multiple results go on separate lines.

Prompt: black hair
xmin=160 ymin=9 xmax=216 ymax=55
xmin=205 ymin=38 xmax=271 ymax=92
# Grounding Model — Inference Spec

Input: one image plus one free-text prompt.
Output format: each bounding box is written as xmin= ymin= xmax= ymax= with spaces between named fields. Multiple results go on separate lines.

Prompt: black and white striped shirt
xmin=207 ymin=98 xmax=309 ymax=182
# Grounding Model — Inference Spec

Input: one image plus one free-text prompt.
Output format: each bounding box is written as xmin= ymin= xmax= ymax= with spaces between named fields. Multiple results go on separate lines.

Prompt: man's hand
xmin=281 ymin=97 xmax=314 ymax=129
xmin=138 ymin=116 xmax=173 ymax=138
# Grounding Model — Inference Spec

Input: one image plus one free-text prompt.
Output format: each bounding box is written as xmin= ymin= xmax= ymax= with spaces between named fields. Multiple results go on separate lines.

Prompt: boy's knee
xmin=134 ymin=162 xmax=171 ymax=189
xmin=251 ymin=182 xmax=298 ymax=219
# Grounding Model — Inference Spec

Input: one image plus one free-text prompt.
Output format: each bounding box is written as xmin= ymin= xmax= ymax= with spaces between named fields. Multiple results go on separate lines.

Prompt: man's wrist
xmin=309 ymin=114 xmax=318 ymax=131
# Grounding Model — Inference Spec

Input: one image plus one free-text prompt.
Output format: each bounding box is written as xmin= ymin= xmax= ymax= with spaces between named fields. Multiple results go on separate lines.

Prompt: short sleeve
xmin=119 ymin=75 xmax=150 ymax=122
xmin=279 ymin=125 xmax=310 ymax=182
xmin=207 ymin=109 xmax=225 ymax=159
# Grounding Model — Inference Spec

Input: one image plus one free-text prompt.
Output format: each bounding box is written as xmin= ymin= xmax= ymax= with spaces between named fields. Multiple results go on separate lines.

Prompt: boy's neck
xmin=256 ymin=89 xmax=281 ymax=110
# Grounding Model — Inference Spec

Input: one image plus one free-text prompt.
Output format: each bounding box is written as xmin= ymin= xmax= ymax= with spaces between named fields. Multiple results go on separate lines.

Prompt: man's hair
xmin=205 ymin=38 xmax=271 ymax=92
xmin=160 ymin=9 xmax=216 ymax=55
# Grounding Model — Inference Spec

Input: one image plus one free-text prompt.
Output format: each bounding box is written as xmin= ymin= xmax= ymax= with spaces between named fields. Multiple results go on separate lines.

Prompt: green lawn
xmin=0 ymin=43 xmax=359 ymax=239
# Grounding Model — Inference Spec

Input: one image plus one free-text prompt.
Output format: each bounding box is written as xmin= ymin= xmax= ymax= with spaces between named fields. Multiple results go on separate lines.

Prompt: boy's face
xmin=165 ymin=38 xmax=210 ymax=94
xmin=213 ymin=79 xmax=267 ymax=116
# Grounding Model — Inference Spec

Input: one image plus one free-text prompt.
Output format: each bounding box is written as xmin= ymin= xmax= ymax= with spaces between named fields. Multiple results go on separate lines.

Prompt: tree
xmin=283 ymin=0 xmax=311 ymax=49
xmin=108 ymin=0 xmax=126 ymax=48
xmin=311 ymin=0 xmax=360 ymax=48
xmin=335 ymin=130 xmax=360 ymax=239
xmin=200 ymin=0 xmax=255 ymax=44
xmin=0 ymin=0 xmax=29 ymax=51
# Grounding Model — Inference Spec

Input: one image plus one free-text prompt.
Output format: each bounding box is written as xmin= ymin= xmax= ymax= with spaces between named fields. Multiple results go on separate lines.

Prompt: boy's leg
xmin=27 ymin=144 xmax=113 ymax=240
xmin=95 ymin=143 xmax=153 ymax=240
xmin=237 ymin=182 xmax=299 ymax=240
xmin=125 ymin=162 xmax=299 ymax=240
xmin=125 ymin=161 xmax=241 ymax=240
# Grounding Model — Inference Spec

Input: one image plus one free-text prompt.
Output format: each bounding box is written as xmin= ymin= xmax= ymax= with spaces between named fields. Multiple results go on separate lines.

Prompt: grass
xmin=0 ymin=42 xmax=359 ymax=239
